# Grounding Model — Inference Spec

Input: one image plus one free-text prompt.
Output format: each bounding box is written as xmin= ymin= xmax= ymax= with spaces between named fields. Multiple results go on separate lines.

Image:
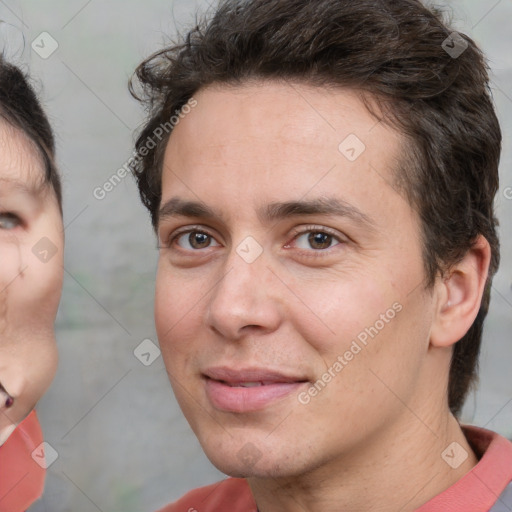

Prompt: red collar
xmin=416 ymin=425 xmax=512 ymax=511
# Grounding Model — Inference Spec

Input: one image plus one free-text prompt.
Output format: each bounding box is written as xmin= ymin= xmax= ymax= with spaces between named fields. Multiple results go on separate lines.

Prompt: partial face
xmin=0 ymin=122 xmax=63 ymax=443
xmin=155 ymin=82 xmax=439 ymax=478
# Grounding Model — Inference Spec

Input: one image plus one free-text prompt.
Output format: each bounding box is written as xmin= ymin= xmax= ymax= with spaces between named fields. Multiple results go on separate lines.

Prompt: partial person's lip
xmin=202 ymin=366 xmax=309 ymax=412
xmin=0 ymin=382 xmax=14 ymax=408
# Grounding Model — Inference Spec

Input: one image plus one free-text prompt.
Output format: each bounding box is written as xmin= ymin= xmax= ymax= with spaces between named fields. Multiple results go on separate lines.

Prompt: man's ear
xmin=430 ymin=235 xmax=491 ymax=348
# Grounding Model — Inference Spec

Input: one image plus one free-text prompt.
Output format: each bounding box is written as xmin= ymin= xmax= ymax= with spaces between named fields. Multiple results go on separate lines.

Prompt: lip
xmin=0 ymin=382 xmax=13 ymax=409
xmin=203 ymin=367 xmax=309 ymax=413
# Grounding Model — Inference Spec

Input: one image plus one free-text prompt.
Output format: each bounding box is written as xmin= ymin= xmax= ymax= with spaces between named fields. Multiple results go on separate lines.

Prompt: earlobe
xmin=430 ymin=235 xmax=491 ymax=348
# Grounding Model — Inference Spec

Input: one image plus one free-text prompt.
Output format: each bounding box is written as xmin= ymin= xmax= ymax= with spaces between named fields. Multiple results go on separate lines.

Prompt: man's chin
xmin=201 ymin=444 xmax=301 ymax=480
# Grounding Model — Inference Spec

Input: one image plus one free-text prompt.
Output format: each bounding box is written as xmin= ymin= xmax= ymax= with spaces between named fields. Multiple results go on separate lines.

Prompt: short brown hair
xmin=130 ymin=0 xmax=501 ymax=416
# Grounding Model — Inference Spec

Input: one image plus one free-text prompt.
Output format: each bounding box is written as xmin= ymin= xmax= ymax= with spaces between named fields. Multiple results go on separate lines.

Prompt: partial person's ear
xmin=430 ymin=235 xmax=491 ymax=348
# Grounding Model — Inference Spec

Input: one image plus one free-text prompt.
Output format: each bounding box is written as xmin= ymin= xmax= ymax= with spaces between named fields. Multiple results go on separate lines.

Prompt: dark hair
xmin=0 ymin=53 xmax=62 ymax=211
xmin=129 ymin=0 xmax=501 ymax=416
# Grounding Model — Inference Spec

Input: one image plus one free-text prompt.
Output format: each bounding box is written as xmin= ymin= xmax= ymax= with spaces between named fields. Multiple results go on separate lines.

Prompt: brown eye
xmin=293 ymin=230 xmax=340 ymax=251
xmin=189 ymin=232 xmax=210 ymax=249
xmin=175 ymin=230 xmax=220 ymax=250
xmin=308 ymin=232 xmax=332 ymax=250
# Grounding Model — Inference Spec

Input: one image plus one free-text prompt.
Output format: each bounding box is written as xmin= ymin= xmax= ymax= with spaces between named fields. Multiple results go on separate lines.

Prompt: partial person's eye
xmin=0 ymin=212 xmax=22 ymax=230
xmin=287 ymin=226 xmax=345 ymax=253
xmin=173 ymin=229 xmax=221 ymax=250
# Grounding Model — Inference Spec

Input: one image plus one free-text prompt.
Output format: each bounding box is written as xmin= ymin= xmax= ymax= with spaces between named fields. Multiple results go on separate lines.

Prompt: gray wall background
xmin=0 ymin=1 xmax=510 ymax=510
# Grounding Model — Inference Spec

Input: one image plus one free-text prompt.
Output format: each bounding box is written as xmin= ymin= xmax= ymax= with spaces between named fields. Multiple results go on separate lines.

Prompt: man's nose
xmin=204 ymin=240 xmax=283 ymax=341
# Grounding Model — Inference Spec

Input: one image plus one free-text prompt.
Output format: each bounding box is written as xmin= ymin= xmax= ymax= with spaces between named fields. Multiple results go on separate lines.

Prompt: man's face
xmin=0 ymin=123 xmax=63 ymax=442
xmin=155 ymin=82 xmax=440 ymax=478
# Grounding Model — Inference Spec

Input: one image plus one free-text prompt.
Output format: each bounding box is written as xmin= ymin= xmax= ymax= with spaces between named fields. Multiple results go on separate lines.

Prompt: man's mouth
xmin=219 ymin=380 xmax=287 ymax=387
xmin=0 ymin=382 xmax=14 ymax=409
xmin=202 ymin=367 xmax=309 ymax=412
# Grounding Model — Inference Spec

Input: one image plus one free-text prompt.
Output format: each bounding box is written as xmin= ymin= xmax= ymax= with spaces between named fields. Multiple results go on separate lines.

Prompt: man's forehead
xmin=167 ymin=81 xmax=403 ymax=171
xmin=161 ymin=80 xmax=410 ymax=231
xmin=190 ymin=82 xmax=376 ymax=133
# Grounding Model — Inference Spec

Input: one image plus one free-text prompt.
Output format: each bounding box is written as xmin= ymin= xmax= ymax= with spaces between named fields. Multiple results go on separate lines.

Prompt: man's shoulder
xmin=156 ymin=477 xmax=257 ymax=512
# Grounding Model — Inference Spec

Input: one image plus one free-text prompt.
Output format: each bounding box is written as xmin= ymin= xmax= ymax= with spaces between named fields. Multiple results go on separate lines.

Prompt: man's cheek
xmin=156 ymin=287 xmax=199 ymax=335
xmin=159 ymin=331 xmax=196 ymax=367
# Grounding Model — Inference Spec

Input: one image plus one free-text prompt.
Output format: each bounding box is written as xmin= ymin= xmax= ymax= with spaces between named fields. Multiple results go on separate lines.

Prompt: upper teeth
xmin=235 ymin=382 xmax=263 ymax=387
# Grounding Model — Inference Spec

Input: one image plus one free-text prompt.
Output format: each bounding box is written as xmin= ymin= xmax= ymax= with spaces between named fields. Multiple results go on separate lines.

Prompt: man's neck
xmin=249 ymin=412 xmax=478 ymax=512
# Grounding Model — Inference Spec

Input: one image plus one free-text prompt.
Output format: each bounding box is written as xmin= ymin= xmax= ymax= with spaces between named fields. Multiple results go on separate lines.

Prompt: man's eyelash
xmin=164 ymin=225 xmax=345 ymax=254
xmin=168 ymin=227 xmax=213 ymax=245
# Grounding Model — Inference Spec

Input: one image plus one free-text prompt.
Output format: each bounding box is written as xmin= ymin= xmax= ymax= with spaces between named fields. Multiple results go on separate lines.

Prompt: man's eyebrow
xmin=260 ymin=197 xmax=377 ymax=231
xmin=159 ymin=196 xmax=376 ymax=231
xmin=159 ymin=197 xmax=224 ymax=223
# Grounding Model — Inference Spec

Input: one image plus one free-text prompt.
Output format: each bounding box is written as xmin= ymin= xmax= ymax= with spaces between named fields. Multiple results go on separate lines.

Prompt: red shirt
xmin=157 ymin=425 xmax=512 ymax=512
xmin=0 ymin=410 xmax=45 ymax=512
